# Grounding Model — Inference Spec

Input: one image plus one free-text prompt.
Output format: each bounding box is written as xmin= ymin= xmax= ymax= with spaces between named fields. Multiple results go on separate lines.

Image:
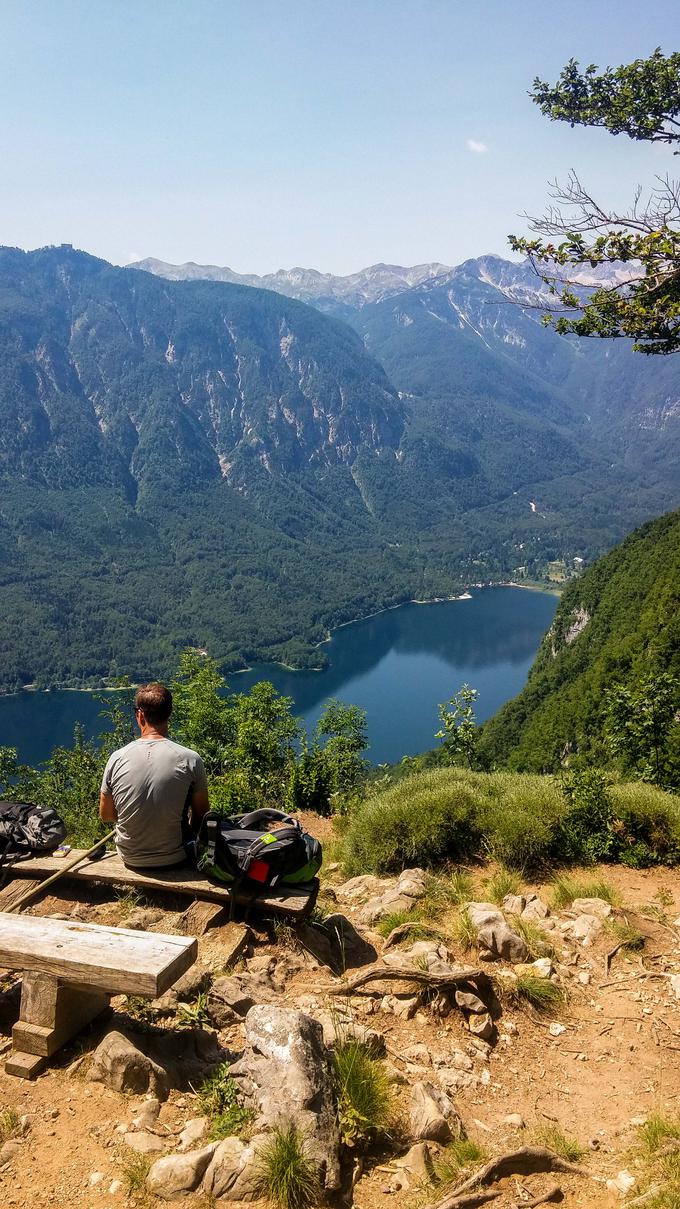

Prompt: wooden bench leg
xmin=6 ymin=973 xmax=109 ymax=1079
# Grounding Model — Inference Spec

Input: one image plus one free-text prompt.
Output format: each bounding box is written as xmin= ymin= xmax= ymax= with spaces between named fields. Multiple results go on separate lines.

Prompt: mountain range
xmin=0 ymin=243 xmax=677 ymax=691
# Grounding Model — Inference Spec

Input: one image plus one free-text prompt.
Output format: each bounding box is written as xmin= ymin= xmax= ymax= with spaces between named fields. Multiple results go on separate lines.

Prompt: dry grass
xmin=550 ymin=875 xmax=620 ymax=910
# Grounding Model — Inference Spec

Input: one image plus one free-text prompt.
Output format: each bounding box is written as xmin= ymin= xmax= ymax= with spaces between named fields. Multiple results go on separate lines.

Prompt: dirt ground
xmin=1 ymin=855 xmax=679 ymax=1209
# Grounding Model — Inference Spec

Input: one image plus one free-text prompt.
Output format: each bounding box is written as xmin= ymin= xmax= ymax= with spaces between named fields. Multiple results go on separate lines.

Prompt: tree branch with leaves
xmin=510 ymin=48 xmax=680 ymax=353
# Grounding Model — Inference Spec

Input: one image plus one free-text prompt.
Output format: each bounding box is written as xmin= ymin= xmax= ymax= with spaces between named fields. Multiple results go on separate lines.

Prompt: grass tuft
xmin=514 ymin=972 xmax=564 ymax=1011
xmin=0 ymin=1109 xmax=21 ymax=1143
xmin=534 ymin=1124 xmax=586 ymax=1162
xmin=639 ymin=1114 xmax=680 ymax=1157
xmin=375 ymin=909 xmax=438 ymax=941
xmin=121 ymin=1151 xmax=152 ymax=1197
xmin=513 ymin=917 xmax=557 ymax=960
xmin=333 ymin=1040 xmax=395 ymax=1148
xmin=550 ymin=875 xmax=620 ymax=910
xmin=606 ymin=917 xmax=645 ymax=952
xmin=196 ymin=1062 xmax=254 ymax=1139
xmin=485 ymin=866 xmax=523 ymax=905
xmin=434 ymin=1138 xmax=486 ymax=1186
xmin=451 ymin=907 xmax=478 ymax=953
xmin=253 ymin=1123 xmax=320 ymax=1209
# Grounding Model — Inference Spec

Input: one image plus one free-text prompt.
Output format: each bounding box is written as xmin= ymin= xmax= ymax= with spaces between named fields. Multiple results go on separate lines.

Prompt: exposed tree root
xmin=425 ymin=1147 xmax=587 ymax=1209
xmin=325 ymin=963 xmax=490 ymax=996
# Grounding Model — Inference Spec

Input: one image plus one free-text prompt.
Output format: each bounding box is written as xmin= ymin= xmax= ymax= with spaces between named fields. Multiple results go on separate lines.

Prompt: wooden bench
xmin=8 ymin=850 xmax=319 ymax=918
xmin=0 ymin=913 xmax=197 ymax=1079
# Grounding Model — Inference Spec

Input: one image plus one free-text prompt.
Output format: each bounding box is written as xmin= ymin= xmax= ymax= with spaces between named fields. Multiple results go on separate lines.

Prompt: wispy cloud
xmin=466 ymin=138 xmax=488 ymax=154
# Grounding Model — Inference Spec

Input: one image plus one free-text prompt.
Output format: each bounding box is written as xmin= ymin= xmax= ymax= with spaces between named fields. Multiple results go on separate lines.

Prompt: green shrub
xmin=609 ymin=782 xmax=680 ymax=867
xmin=474 ymin=772 xmax=564 ymax=869
xmin=341 ymin=769 xmax=482 ymax=875
xmin=333 ymin=1040 xmax=395 ymax=1148
xmin=253 ymin=1123 xmax=320 ymax=1209
xmin=553 ymin=769 xmax=615 ymax=862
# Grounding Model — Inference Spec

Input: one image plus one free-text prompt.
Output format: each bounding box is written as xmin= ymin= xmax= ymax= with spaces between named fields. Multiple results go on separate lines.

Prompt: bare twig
xmin=519 ymin=1186 xmax=563 ymax=1208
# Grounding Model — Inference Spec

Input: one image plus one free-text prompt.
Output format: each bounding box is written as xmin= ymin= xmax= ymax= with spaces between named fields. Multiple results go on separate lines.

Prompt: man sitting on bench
xmin=99 ymin=683 xmax=210 ymax=870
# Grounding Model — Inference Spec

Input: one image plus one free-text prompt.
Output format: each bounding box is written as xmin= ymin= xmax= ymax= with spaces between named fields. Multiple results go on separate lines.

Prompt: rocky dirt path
xmin=0 ymin=854 xmax=678 ymax=1208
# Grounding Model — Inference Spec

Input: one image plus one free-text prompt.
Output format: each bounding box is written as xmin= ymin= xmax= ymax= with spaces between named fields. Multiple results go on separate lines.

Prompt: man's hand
xmin=99 ymin=790 xmax=117 ymax=823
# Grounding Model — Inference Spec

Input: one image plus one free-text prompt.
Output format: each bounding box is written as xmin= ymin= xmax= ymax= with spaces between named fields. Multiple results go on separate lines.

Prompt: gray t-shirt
xmin=101 ymin=738 xmax=208 ymax=868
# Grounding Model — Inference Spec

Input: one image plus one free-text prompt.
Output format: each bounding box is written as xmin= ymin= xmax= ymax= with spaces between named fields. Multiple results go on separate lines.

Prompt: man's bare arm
xmin=99 ymin=790 xmax=117 ymax=823
xmin=190 ymin=787 xmax=210 ymax=827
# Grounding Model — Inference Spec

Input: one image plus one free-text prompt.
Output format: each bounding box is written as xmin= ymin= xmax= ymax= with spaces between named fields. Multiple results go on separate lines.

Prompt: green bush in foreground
xmin=340 ymin=766 xmax=680 ymax=874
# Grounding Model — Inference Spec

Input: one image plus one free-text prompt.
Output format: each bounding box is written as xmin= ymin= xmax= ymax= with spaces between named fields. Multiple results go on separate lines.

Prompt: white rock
xmin=571 ymin=897 xmax=612 ymax=919
xmin=177 ymin=1117 xmax=209 ymax=1153
xmin=504 ymin=1113 xmax=525 ymax=1128
xmin=531 ymin=957 xmax=553 ymax=978
xmin=124 ymin=1130 xmax=167 ymax=1154
xmin=88 ymin=1172 xmax=104 ymax=1187
xmin=108 ymin=1181 xmax=123 ymax=1195
xmin=410 ymin=1081 xmax=465 ymax=1144
xmin=669 ymin=974 xmax=680 ymax=1000
xmin=147 ymin=1145 xmax=218 ymax=1200
xmin=606 ymin=1170 xmax=636 ymax=1196
xmin=549 ymin=1022 xmax=566 ymax=1037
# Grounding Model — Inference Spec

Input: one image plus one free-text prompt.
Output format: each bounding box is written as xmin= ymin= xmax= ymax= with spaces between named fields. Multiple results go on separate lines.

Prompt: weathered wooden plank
xmin=0 ymin=913 xmax=197 ymax=996
xmin=5 ymin=1050 xmax=45 ymax=1079
xmin=0 ymin=878 xmax=42 ymax=910
xmin=9 ymin=851 xmax=318 ymax=918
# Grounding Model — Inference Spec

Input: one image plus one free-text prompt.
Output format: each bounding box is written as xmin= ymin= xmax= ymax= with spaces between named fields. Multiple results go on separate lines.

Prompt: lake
xmin=0 ymin=587 xmax=558 ymax=767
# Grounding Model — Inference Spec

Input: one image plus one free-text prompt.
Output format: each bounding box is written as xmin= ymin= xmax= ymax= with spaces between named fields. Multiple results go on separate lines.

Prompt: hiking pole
xmin=4 ymin=830 xmax=116 ymax=914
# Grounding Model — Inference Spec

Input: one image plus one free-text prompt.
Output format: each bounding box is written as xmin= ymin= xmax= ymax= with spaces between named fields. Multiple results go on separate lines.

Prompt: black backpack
xmin=0 ymin=801 xmax=67 ymax=887
xmin=196 ymin=808 xmax=322 ymax=894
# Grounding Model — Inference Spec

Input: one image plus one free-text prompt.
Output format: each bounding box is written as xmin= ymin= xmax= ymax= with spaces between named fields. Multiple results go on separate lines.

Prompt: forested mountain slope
xmin=0 ymin=244 xmax=678 ymax=692
xmin=479 ymin=509 xmax=680 ymax=771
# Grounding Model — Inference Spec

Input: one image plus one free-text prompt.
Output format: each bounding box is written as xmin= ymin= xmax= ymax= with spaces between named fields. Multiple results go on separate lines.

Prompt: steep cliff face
xmin=0 ymin=246 xmax=403 ymax=497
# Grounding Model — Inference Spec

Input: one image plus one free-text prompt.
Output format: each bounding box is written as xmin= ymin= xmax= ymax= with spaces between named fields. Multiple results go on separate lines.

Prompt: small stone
xmin=88 ymin=1172 xmax=104 ymax=1187
xmin=549 ymin=1022 xmax=566 ymax=1037
xmin=177 ymin=1117 xmax=209 ymax=1153
xmin=108 ymin=1180 xmax=123 ymax=1195
xmin=531 ymin=957 xmax=553 ymax=978
xmin=521 ymin=894 xmax=550 ymax=921
xmin=130 ymin=1098 xmax=161 ymax=1130
xmin=578 ymin=971 xmax=592 ymax=985
xmin=504 ymin=1113 xmax=525 ymax=1128
xmin=123 ymin=1130 xmax=167 ymax=1154
xmin=147 ymin=1145 xmax=218 ymax=1199
xmin=669 ymin=974 xmax=680 ymax=1001
xmin=467 ymin=1012 xmax=493 ymax=1041
xmin=502 ymin=894 xmax=526 ymax=915
xmin=504 ymin=1021 xmax=519 ymax=1036
xmin=454 ymin=989 xmax=487 ymax=1014
xmin=0 ymin=1141 xmax=23 ymax=1164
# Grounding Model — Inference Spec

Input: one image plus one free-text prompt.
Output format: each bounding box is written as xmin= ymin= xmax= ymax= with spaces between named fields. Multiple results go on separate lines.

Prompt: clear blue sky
xmin=2 ymin=0 xmax=679 ymax=274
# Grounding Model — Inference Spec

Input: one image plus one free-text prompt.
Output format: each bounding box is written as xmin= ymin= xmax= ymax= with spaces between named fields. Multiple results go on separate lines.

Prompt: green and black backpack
xmin=196 ymin=808 xmax=322 ymax=893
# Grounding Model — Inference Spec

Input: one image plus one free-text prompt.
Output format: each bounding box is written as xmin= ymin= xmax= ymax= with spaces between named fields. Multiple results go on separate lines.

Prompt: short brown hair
xmin=134 ymin=683 xmax=173 ymax=726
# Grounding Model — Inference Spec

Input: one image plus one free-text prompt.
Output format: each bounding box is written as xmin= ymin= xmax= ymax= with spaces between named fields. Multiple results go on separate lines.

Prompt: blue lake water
xmin=0 ymin=587 xmax=558 ymax=767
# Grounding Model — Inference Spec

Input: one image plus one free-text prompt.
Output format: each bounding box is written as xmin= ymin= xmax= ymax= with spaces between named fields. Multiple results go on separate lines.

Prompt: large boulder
xmin=466 ymin=903 xmax=529 ymax=962
xmin=146 ymin=1145 xmax=217 ymax=1200
xmin=88 ymin=1027 xmax=224 ymax=1098
xmin=229 ymin=1005 xmax=341 ymax=1193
